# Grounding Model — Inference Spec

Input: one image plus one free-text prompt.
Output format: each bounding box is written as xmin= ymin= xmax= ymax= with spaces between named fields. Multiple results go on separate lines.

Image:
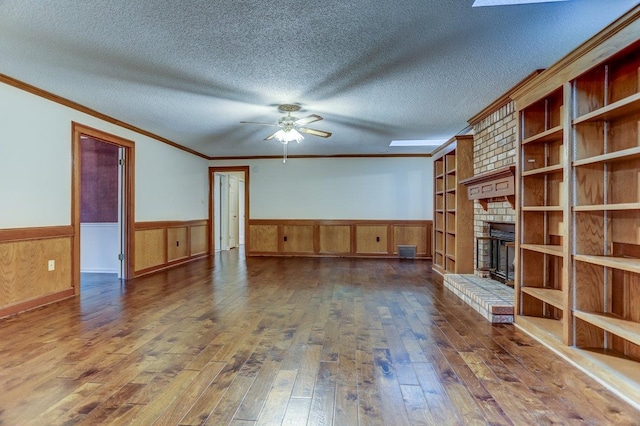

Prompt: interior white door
xmin=213 ymin=173 xmax=222 ymax=251
xmin=238 ymin=179 xmax=245 ymax=245
xmin=228 ymin=175 xmax=239 ymax=249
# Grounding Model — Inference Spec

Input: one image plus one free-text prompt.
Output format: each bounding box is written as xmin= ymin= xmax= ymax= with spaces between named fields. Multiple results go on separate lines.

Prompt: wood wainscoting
xmin=248 ymin=219 xmax=432 ymax=258
xmin=0 ymin=226 xmax=75 ymax=318
xmin=134 ymin=220 xmax=210 ymax=276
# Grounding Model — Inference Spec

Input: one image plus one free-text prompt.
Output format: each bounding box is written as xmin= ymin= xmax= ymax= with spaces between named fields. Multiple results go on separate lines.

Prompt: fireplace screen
xmin=476 ymin=222 xmax=515 ymax=285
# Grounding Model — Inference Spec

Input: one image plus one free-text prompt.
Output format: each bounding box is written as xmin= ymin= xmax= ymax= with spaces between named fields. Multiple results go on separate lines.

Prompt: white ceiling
xmin=1 ymin=0 xmax=637 ymax=158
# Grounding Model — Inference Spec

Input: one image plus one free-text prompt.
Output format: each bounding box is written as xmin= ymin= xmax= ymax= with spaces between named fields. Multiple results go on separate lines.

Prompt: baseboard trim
xmin=134 ymin=253 xmax=210 ymax=277
xmin=249 ymin=253 xmax=432 ymax=260
xmin=0 ymin=288 xmax=75 ymax=319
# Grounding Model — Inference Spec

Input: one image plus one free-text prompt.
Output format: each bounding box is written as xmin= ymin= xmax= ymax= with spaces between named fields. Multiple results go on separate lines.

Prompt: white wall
xmin=0 ymin=82 xmax=209 ymax=228
xmin=80 ymin=223 xmax=120 ymax=273
xmin=210 ymin=157 xmax=433 ymax=220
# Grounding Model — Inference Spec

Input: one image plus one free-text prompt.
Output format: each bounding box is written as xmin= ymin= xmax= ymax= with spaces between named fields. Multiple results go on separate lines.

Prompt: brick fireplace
xmin=440 ymin=73 xmax=541 ymax=322
xmin=468 ymin=99 xmax=518 ymax=279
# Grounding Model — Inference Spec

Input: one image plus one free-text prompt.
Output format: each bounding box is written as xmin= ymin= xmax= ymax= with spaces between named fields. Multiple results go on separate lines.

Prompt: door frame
xmin=227 ymin=174 xmax=239 ymax=249
xmin=72 ymin=122 xmax=135 ymax=291
xmin=209 ymin=166 xmax=250 ymax=255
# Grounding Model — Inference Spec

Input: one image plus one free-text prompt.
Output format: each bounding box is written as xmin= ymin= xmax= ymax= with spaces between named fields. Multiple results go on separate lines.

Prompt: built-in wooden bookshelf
xmin=432 ymin=135 xmax=474 ymax=276
xmin=512 ymin=6 xmax=640 ymax=410
xmin=517 ymin=85 xmax=569 ymax=343
xmin=572 ymin=38 xmax=640 ymax=367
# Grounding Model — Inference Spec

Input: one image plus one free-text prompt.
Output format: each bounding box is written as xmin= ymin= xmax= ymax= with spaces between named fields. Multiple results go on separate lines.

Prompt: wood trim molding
xmin=459 ymin=165 xmax=516 ymax=186
xmin=0 ymin=73 xmax=433 ymax=162
xmin=135 ymin=220 xmax=208 ymax=230
xmin=467 ymin=70 xmax=543 ymax=126
xmin=249 ymin=219 xmax=433 ymax=259
xmin=460 ymin=166 xmax=516 ymax=210
xmin=431 ymin=135 xmax=473 ymax=159
xmin=209 ymin=166 xmax=251 ymax=256
xmin=209 ymin=153 xmax=432 ymax=161
xmin=134 ymin=253 xmax=209 ymax=277
xmin=249 ymin=219 xmax=433 ymax=226
xmin=510 ymin=5 xmax=640 ymax=108
xmin=133 ymin=219 xmax=211 ymax=277
xmin=72 ymin=122 xmax=136 ymax=285
xmin=0 ymin=226 xmax=73 ymax=243
xmin=0 ymin=288 xmax=75 ymax=319
xmin=0 ymin=73 xmax=208 ymax=160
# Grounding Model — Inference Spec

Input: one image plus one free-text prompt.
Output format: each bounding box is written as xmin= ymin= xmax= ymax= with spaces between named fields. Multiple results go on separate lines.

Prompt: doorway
xmin=210 ymin=166 xmax=249 ymax=253
xmin=79 ymin=138 xmax=122 ymax=277
xmin=72 ymin=123 xmax=135 ymax=293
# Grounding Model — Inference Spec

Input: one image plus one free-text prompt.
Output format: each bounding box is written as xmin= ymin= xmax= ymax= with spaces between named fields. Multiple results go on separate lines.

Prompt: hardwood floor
xmin=0 ymin=250 xmax=638 ymax=425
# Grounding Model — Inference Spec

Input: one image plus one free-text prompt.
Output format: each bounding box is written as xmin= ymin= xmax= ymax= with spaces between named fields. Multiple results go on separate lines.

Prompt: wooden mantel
xmin=460 ymin=166 xmax=516 ymax=210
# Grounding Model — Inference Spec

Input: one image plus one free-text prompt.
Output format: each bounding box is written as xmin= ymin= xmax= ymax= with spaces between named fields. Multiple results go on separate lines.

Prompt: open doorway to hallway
xmin=210 ymin=166 xmax=249 ymax=253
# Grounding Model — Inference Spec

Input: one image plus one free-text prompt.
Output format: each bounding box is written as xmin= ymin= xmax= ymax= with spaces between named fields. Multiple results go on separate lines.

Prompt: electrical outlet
xmin=48 ymin=260 xmax=55 ymax=271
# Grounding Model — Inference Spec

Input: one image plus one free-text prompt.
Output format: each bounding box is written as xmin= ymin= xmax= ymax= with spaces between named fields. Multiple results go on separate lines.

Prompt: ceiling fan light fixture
xmin=241 ymin=104 xmax=329 ymax=163
xmin=275 ymin=128 xmax=304 ymax=144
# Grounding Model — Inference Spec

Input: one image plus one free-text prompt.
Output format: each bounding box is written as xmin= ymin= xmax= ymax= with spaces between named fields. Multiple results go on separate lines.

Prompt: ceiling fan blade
xmin=295 ymin=114 xmax=323 ymax=125
xmin=298 ymin=127 xmax=332 ymax=138
xmin=264 ymin=132 xmax=278 ymax=141
xmin=240 ymin=121 xmax=277 ymax=126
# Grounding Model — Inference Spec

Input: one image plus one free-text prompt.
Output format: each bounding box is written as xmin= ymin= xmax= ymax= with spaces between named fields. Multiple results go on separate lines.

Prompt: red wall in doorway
xmin=81 ymin=138 xmax=119 ymax=222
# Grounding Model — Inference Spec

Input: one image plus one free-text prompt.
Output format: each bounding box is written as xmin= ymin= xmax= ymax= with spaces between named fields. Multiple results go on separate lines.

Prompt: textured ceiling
xmin=0 ymin=0 xmax=637 ymax=158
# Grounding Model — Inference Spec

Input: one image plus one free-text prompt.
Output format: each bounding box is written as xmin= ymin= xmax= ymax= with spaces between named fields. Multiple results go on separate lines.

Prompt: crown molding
xmin=208 ymin=153 xmax=433 ymax=161
xmin=467 ymin=70 xmax=543 ymax=126
xmin=0 ymin=73 xmax=209 ymax=160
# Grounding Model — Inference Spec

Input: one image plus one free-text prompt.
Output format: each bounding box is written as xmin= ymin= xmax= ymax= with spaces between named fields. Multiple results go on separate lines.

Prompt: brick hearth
xmin=443 ymin=274 xmax=514 ymax=323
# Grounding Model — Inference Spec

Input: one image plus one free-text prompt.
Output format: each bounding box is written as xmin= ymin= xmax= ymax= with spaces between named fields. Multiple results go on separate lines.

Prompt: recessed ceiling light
xmin=472 ymin=0 xmax=569 ymax=6
xmin=389 ymin=140 xmax=448 ymax=147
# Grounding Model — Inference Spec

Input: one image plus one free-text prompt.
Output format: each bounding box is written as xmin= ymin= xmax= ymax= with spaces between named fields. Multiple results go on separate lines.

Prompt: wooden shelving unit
xmin=512 ymin=8 xmax=640 ymax=408
xmin=517 ymin=86 xmax=569 ymax=343
xmin=571 ymin=39 xmax=640 ymax=368
xmin=432 ymin=135 xmax=474 ymax=277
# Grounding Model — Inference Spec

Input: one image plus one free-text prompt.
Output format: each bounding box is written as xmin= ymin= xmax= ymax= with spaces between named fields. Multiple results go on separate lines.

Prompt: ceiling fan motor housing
xmin=277 ymin=104 xmax=300 ymax=130
xmin=278 ymin=115 xmax=297 ymax=130
xmin=278 ymin=104 xmax=301 ymax=113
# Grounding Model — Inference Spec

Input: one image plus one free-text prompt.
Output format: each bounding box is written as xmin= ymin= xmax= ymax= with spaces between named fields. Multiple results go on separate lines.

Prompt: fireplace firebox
xmin=476 ymin=222 xmax=515 ymax=286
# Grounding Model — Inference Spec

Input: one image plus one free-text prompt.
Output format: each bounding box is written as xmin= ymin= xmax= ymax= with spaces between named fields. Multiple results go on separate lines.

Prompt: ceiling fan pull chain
xmin=283 ymin=142 xmax=288 ymax=164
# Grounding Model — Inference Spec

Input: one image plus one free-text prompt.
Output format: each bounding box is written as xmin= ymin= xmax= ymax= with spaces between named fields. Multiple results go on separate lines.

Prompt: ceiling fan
xmin=241 ymin=104 xmax=332 ymax=162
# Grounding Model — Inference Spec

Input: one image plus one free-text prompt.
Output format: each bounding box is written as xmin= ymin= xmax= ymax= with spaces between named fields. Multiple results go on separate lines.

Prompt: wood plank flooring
xmin=0 ymin=250 xmax=639 ymax=425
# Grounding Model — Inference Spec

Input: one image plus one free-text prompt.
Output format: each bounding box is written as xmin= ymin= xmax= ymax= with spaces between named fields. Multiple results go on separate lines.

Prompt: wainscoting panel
xmin=355 ymin=225 xmax=389 ymax=254
xmin=319 ymin=225 xmax=351 ymax=254
xmin=248 ymin=219 xmax=432 ymax=258
xmin=249 ymin=224 xmax=279 ymax=253
xmin=134 ymin=220 xmax=209 ymax=276
xmin=167 ymin=226 xmax=188 ymax=262
xmin=0 ymin=226 xmax=74 ymax=318
xmin=282 ymin=225 xmax=315 ymax=253
xmin=190 ymin=224 xmax=208 ymax=256
xmin=393 ymin=225 xmax=428 ymax=256
xmin=135 ymin=228 xmax=165 ymax=272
